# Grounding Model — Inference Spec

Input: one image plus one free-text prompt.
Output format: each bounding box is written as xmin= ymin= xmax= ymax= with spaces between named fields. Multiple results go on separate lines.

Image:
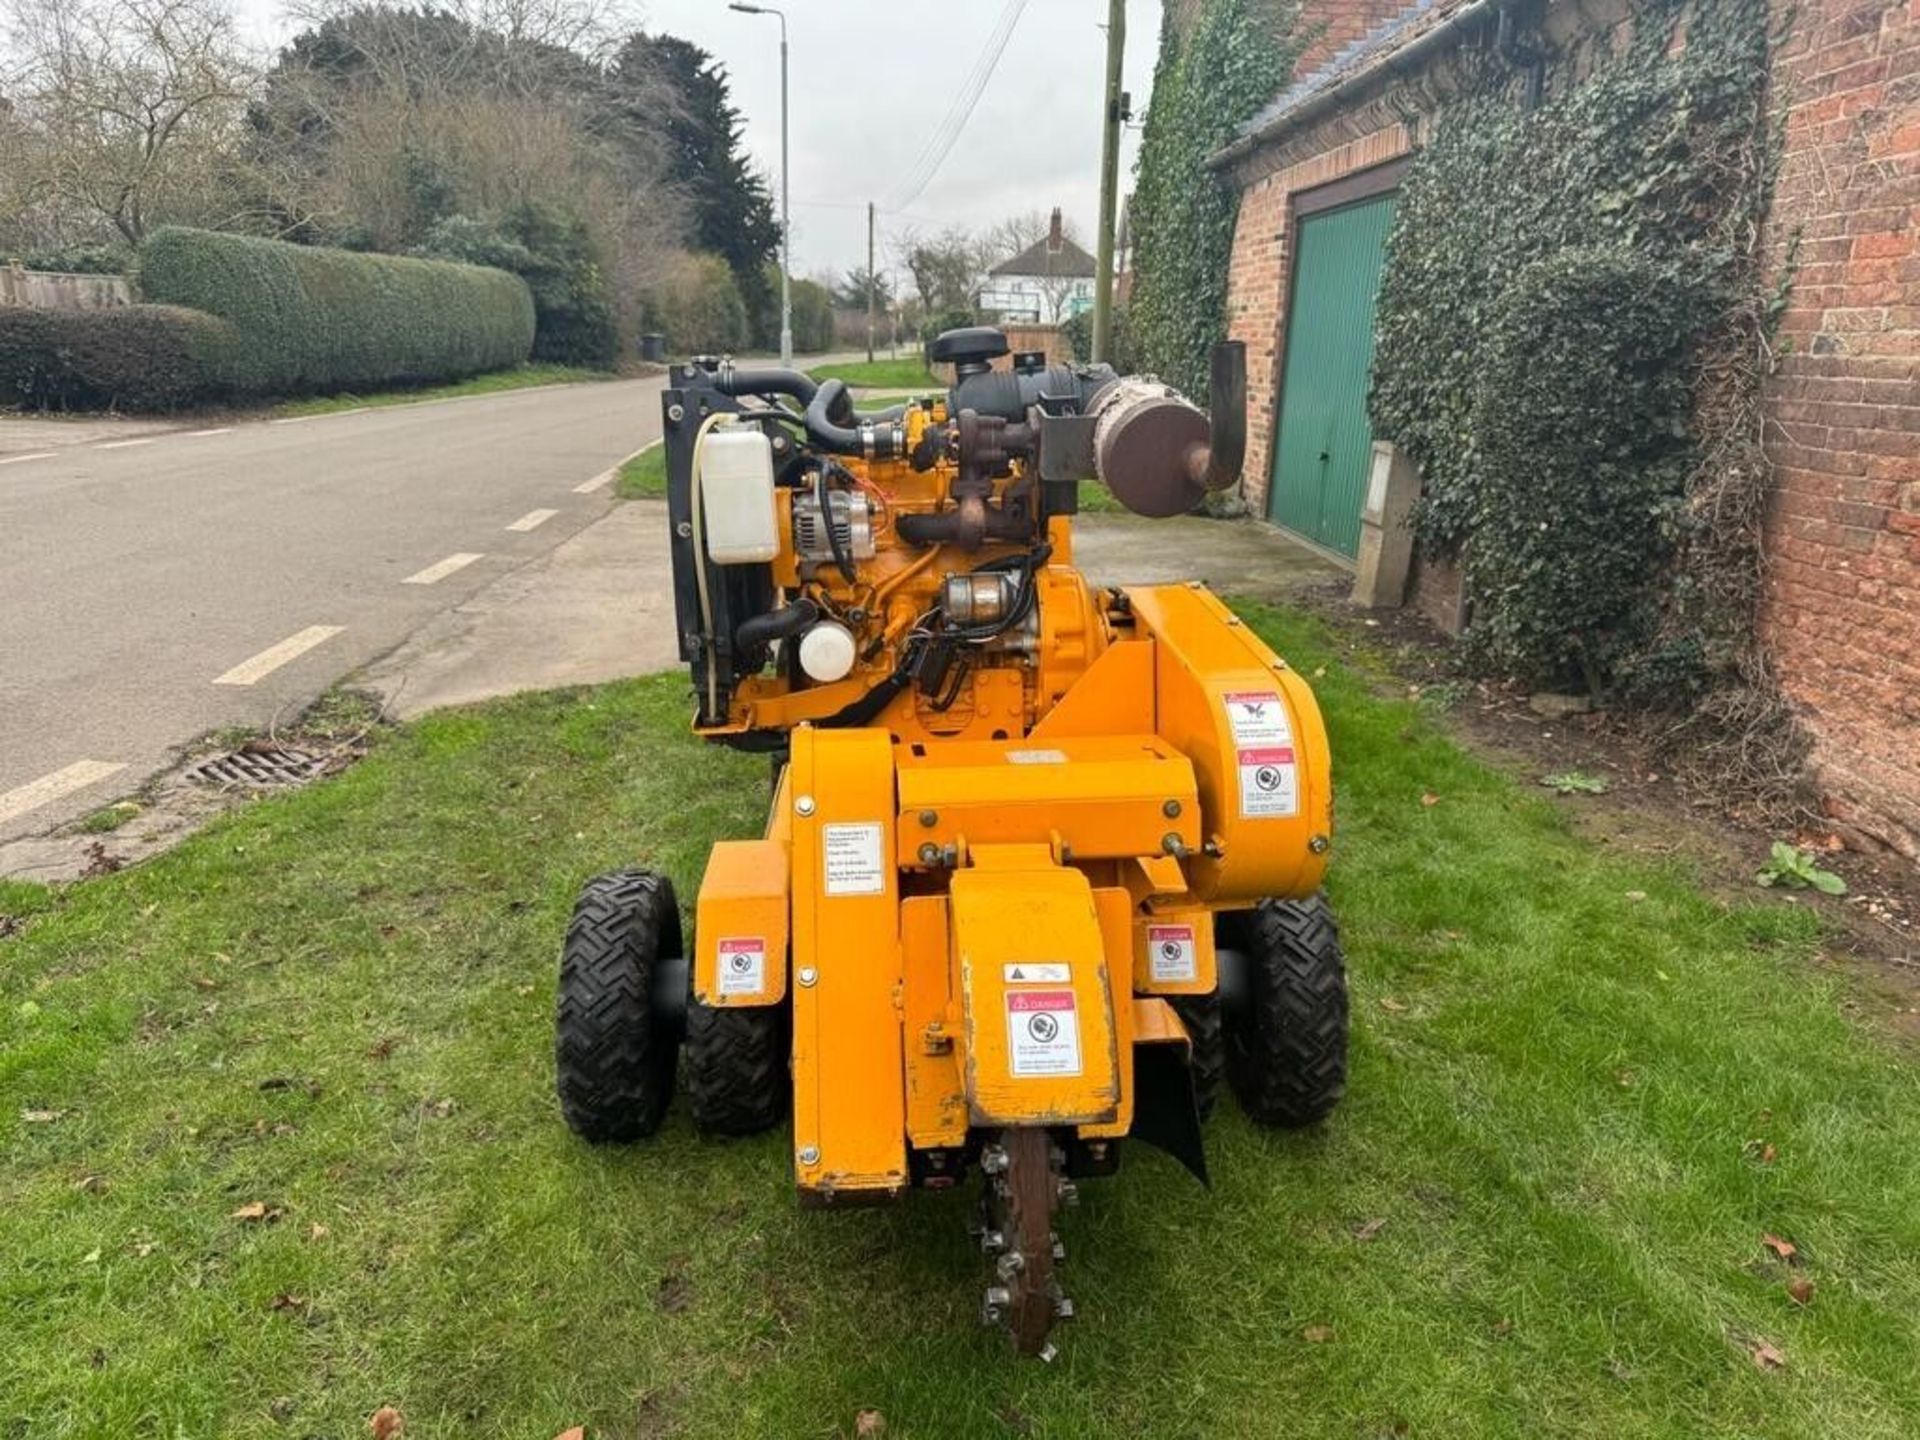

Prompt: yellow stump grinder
xmin=554 ymin=327 xmax=1346 ymax=1356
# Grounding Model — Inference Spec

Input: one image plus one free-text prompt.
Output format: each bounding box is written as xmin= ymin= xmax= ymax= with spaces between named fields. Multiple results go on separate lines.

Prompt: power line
xmin=885 ymin=0 xmax=1027 ymax=213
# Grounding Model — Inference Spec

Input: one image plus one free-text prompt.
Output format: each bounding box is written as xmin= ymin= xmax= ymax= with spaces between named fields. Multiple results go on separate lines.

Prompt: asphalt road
xmin=0 ymin=378 xmax=667 ymax=844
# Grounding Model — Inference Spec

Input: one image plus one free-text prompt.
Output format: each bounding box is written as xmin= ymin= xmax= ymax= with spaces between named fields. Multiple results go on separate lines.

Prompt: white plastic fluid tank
xmin=798 ymin=621 xmax=857 ymax=682
xmin=699 ymin=425 xmax=778 ymax=564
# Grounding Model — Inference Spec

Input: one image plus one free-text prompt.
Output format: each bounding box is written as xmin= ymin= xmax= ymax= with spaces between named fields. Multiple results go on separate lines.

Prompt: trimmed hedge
xmin=137 ymin=227 xmax=535 ymax=395
xmin=0 ymin=305 xmax=238 ymax=411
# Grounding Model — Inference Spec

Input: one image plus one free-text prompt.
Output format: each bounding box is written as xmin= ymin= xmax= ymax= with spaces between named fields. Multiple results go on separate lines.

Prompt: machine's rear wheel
xmin=685 ymin=997 xmax=788 ymax=1135
xmin=555 ymin=869 xmax=681 ymax=1142
xmin=1217 ymin=895 xmax=1348 ymax=1128
xmin=1170 ymin=993 xmax=1224 ymax=1121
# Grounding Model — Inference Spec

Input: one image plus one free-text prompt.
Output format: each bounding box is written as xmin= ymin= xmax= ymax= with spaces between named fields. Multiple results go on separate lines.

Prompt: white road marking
xmin=0 ymin=760 xmax=127 ymax=828
xmin=185 ymin=427 xmax=234 ymax=437
xmin=402 ymin=552 xmax=485 ymax=585
xmin=575 ymin=439 xmax=660 ymax=494
xmin=0 ymin=452 xmax=55 ymax=466
xmin=212 ymin=625 xmax=344 ymax=686
xmin=95 ymin=438 xmax=155 ymax=450
xmin=506 ymin=508 xmax=559 ymax=532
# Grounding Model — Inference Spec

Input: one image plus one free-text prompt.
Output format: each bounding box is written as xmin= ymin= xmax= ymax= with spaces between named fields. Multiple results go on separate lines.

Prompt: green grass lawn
xmin=5 ymin=603 xmax=1919 ymax=1438
xmin=273 ymin=364 xmax=613 ymax=418
xmin=809 ymin=357 xmax=939 ymax=389
xmin=615 ymin=442 xmax=665 ymax=500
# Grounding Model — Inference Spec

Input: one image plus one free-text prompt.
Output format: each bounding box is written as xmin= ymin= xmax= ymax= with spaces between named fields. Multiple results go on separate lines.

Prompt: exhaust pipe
xmin=1089 ymin=340 xmax=1248 ymax=517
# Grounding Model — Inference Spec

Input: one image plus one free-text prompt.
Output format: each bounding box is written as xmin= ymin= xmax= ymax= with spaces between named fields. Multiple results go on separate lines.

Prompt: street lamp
xmin=729 ymin=1 xmax=791 ymax=365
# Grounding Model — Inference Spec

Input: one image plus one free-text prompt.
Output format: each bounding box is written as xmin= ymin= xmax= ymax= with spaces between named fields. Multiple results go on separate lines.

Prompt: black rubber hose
xmin=805 ymin=378 xmax=905 ymax=458
xmin=714 ymin=364 xmax=819 ymax=406
xmin=734 ymin=597 xmax=819 ymax=653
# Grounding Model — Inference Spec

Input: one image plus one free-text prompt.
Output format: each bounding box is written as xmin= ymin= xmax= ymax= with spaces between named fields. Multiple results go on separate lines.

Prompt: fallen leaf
xmin=191 ymin=976 xmax=218 ymax=991
xmin=270 ymin=1293 xmax=307 ymax=1313
xmin=20 ymin=1108 xmax=63 ymax=1124
xmin=1491 ymin=1317 xmax=1514 ymax=1337
xmin=1378 ymin=997 xmax=1408 ymax=1014
xmin=855 ymin=1411 xmax=887 ymax=1438
xmin=1420 ymin=792 xmax=1440 ymax=807
xmin=133 ymin=1241 xmax=156 ymax=1258
xmin=367 ymin=1035 xmax=401 ymax=1061
xmin=1787 ymin=1277 xmax=1815 ymax=1306
xmin=73 ymin=1174 xmax=106 ymax=1194
xmin=1351 ymin=1217 xmax=1387 ymax=1241
xmin=80 ymin=1248 xmax=101 ymax=1265
xmin=1761 ymin=1143 xmax=1777 ymax=1165
xmin=369 ymin=1405 xmax=404 ymax=1439
xmin=308 ymin=1222 xmax=330 ymax=1242
xmin=1615 ymin=1070 xmax=1636 ymax=1088
xmin=515 ymin=984 xmax=535 ymax=998
xmin=1302 ymin=1324 xmax=1335 ymax=1343
xmin=423 ymin=1097 xmax=457 ymax=1119
xmin=1751 ymin=1339 xmax=1786 ymax=1371
xmin=231 ymin=1201 xmax=284 ymax=1224
xmin=1624 ymin=890 xmax=1648 ymax=903
xmin=553 ymin=1429 xmax=586 ymax=1440
xmin=1761 ymin=1233 xmax=1797 ymax=1261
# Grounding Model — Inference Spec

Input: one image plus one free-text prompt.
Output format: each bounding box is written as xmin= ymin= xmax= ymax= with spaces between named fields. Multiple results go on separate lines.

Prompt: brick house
xmin=1207 ymin=0 xmax=1920 ymax=861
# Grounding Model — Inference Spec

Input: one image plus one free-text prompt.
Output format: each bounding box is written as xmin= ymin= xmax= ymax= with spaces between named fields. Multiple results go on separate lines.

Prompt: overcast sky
xmin=233 ymin=0 xmax=1167 ymax=286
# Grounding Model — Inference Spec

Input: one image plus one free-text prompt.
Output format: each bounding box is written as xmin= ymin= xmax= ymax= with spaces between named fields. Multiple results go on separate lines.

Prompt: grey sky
xmin=233 ymin=0 xmax=1166 ymax=286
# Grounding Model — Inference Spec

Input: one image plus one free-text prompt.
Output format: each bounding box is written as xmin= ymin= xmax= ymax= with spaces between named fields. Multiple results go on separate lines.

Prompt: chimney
xmin=1048 ymin=207 xmax=1063 ymax=253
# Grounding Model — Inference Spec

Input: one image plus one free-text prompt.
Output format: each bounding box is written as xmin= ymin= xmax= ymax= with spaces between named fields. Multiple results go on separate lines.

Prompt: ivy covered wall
xmin=1367 ymin=0 xmax=1793 ymax=798
xmin=1130 ymin=0 xmax=1300 ymax=400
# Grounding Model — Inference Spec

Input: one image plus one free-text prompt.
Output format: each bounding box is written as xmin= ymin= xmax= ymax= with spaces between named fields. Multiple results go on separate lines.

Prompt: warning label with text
xmin=1147 ymin=923 xmax=1198 ymax=983
xmin=1006 ymin=989 xmax=1082 ymax=1077
xmin=716 ymin=937 xmax=767 ymax=996
xmin=1225 ymin=691 xmax=1299 ymax=819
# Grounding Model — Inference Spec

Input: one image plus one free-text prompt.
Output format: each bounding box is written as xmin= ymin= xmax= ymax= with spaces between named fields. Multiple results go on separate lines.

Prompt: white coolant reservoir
xmin=699 ymin=425 xmax=778 ymax=564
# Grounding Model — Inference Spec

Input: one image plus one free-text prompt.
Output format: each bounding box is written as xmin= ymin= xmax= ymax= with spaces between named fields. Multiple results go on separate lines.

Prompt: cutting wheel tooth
xmin=1038 ymin=1342 xmax=1059 ymax=1363
xmin=980 ymin=1228 xmax=1005 ymax=1255
xmin=1055 ymin=1296 xmax=1076 ymax=1321
xmin=996 ymin=1250 xmax=1026 ymax=1280
xmin=1051 ymin=1239 xmax=1066 ymax=1261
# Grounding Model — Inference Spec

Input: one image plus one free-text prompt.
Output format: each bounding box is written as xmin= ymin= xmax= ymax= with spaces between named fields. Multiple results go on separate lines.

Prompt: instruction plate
xmin=822 ymin=822 xmax=885 ymax=896
xmin=716 ymin=936 xmax=767 ymax=996
xmin=1006 ymin=989 xmax=1082 ymax=1077
xmin=1225 ymin=690 xmax=1299 ymax=819
xmin=1146 ymin=923 xmax=1197 ymax=983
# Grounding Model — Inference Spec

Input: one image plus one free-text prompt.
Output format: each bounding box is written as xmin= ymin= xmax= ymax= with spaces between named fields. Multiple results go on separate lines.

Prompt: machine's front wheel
xmin=555 ymin=869 xmax=682 ymax=1142
xmin=1218 ymin=895 xmax=1348 ymax=1128
xmin=685 ymin=997 xmax=788 ymax=1135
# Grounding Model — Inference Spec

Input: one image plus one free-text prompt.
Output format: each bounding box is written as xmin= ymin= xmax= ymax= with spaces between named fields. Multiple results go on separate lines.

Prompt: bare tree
xmin=980 ymin=207 xmax=1084 ymax=269
xmin=0 ymin=0 xmax=256 ymax=244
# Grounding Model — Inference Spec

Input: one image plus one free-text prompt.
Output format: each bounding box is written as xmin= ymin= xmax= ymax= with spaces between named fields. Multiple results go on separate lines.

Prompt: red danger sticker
xmin=716 ymin=936 xmax=767 ymax=996
xmin=1147 ymin=923 xmax=1197 ymax=983
xmin=1006 ymin=989 xmax=1080 ymax=1077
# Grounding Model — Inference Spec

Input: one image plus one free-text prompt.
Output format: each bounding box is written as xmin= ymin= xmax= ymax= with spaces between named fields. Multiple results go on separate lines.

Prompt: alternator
xmin=791 ymin=488 xmax=876 ymax=562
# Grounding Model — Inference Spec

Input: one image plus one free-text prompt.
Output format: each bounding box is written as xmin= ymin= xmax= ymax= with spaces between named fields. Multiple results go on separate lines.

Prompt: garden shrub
xmin=0 ymin=305 xmax=237 ymax=411
xmin=646 ymin=252 xmax=749 ymax=355
xmin=137 ymin=227 xmax=535 ymax=394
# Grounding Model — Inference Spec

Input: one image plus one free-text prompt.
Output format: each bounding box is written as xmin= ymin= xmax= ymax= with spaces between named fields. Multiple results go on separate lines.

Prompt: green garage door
xmin=1267 ymin=192 xmax=1397 ymax=559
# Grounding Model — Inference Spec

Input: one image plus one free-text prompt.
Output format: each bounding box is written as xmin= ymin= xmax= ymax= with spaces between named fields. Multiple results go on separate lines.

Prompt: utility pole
xmin=1091 ymin=0 xmax=1125 ymax=364
xmin=729 ymin=3 xmax=791 ymax=363
xmin=866 ymin=201 xmax=876 ymax=365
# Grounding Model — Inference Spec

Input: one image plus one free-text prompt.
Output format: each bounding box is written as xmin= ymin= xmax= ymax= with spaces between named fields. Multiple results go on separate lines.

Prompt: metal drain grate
xmin=185 ymin=744 xmax=329 ymax=790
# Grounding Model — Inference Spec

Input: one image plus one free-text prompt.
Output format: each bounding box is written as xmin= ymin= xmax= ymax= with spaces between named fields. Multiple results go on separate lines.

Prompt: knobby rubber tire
xmin=555 ymin=869 xmax=681 ymax=1142
xmin=685 ymin=996 xmax=789 ymax=1136
xmin=1170 ymin=993 xmax=1224 ymax=1121
xmin=1218 ymin=895 xmax=1348 ymax=1128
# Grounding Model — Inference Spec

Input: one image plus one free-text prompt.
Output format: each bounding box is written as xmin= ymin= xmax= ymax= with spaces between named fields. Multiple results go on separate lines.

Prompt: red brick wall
xmin=1294 ymin=0 xmax=1412 ymax=74
xmin=1761 ymin=0 xmax=1920 ymax=859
